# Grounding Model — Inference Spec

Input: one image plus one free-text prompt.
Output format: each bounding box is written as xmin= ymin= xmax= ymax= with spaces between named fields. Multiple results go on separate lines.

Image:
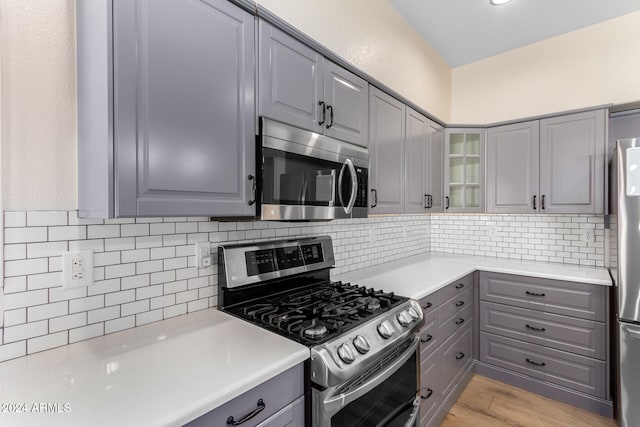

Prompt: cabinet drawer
xmin=439 ymin=287 xmax=473 ymax=323
xmin=185 ymin=364 xmax=303 ymax=427
xmin=420 ymin=310 xmax=439 ymax=357
xmin=479 ymin=272 xmax=606 ymax=321
xmin=480 ymin=302 xmax=606 ymax=359
xmin=420 ymin=291 xmax=440 ymax=317
xmin=440 ymin=323 xmax=473 ymax=397
xmin=480 ymin=332 xmax=607 ymax=398
xmin=440 ymin=273 xmax=473 ymax=303
xmin=420 ymin=351 xmax=441 ymax=425
xmin=256 ymin=396 xmax=304 ymax=427
xmin=440 ymin=303 xmax=473 ymax=339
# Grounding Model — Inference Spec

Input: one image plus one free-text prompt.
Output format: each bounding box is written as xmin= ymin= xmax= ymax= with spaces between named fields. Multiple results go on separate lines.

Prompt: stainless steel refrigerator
xmin=613 ymin=138 xmax=640 ymax=427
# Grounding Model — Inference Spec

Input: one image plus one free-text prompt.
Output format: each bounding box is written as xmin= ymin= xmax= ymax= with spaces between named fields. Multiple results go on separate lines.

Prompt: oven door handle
xmin=338 ymin=159 xmax=357 ymax=214
xmin=373 ymin=396 xmax=419 ymax=427
xmin=323 ymin=337 xmax=419 ymax=414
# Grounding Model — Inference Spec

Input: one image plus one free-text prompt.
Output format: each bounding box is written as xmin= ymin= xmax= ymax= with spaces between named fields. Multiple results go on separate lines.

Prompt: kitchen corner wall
xmin=0 ymin=211 xmax=430 ymax=362
xmin=431 ymin=214 xmax=605 ymax=267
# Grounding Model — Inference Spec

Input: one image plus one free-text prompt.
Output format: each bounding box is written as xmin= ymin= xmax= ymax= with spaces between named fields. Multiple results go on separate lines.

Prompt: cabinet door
xmin=259 ymin=21 xmax=323 ymax=133
xmin=486 ymin=121 xmax=539 ymax=213
xmin=113 ymin=0 xmax=255 ymax=216
xmin=323 ymin=61 xmax=369 ymax=146
xmin=427 ymin=121 xmax=444 ymax=213
xmin=404 ymin=108 xmax=428 ymax=213
xmin=369 ymin=87 xmax=405 ymax=214
xmin=256 ymin=396 xmax=304 ymax=427
xmin=444 ymin=129 xmax=485 ymax=213
xmin=539 ymin=110 xmax=606 ymax=214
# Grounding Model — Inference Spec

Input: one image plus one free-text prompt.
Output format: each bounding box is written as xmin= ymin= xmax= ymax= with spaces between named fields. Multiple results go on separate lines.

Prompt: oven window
xmin=261 ymin=148 xmax=348 ymax=207
xmin=331 ymin=352 xmax=417 ymax=427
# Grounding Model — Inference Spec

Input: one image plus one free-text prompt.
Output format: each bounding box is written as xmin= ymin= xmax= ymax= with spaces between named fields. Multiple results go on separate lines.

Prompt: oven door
xmin=313 ymin=337 xmax=420 ymax=427
xmin=259 ymin=119 xmax=368 ymax=221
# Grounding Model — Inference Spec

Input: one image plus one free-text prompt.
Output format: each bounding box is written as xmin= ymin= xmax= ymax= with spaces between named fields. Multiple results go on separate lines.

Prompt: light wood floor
xmin=440 ymin=375 xmax=617 ymax=427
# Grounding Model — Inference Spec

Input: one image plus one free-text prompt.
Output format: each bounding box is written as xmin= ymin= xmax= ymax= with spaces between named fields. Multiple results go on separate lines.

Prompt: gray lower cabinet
xmin=185 ymin=364 xmax=303 ymax=427
xmin=259 ymin=21 xmax=368 ymax=146
xmin=478 ymin=272 xmax=611 ymax=416
xmin=419 ymin=274 xmax=475 ymax=427
xmin=77 ymin=0 xmax=256 ymax=218
xmin=405 ymin=108 xmax=444 ymax=213
xmin=369 ymin=87 xmax=405 ymax=214
xmin=486 ymin=109 xmax=606 ymax=215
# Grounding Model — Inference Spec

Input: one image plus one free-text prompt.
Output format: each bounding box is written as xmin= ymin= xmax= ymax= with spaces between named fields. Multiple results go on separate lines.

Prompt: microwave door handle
xmin=345 ymin=159 xmax=358 ymax=214
xmin=338 ymin=161 xmax=347 ymax=209
xmin=323 ymin=337 xmax=419 ymax=415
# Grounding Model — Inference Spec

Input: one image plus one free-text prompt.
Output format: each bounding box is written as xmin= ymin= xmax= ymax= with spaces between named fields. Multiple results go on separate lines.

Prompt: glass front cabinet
xmin=444 ymin=128 xmax=485 ymax=212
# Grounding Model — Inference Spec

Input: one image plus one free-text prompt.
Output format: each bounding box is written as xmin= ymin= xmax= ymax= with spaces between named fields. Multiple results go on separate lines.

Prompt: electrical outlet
xmin=63 ymin=250 xmax=94 ymax=289
xmin=581 ymin=229 xmax=595 ymax=243
xmin=195 ymin=242 xmax=212 ymax=269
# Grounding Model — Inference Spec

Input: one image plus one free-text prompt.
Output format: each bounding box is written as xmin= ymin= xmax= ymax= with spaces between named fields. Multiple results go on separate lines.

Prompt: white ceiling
xmin=390 ymin=0 xmax=640 ymax=67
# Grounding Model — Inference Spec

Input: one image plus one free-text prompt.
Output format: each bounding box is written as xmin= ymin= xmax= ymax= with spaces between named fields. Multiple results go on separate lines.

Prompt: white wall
xmin=256 ymin=0 xmax=452 ymax=122
xmin=1 ymin=0 xmax=77 ymax=211
xmin=451 ymin=11 xmax=640 ymax=124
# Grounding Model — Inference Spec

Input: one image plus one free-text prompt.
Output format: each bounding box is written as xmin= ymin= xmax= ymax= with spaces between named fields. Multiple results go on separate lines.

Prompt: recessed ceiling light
xmin=490 ymin=0 xmax=512 ymax=5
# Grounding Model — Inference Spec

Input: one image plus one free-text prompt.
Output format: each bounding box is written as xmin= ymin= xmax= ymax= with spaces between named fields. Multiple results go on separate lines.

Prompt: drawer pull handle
xmin=421 ymin=334 xmax=433 ymax=343
xmin=455 ymin=352 xmax=465 ymax=360
xmin=526 ymin=358 xmax=546 ymax=367
xmin=455 ymin=300 xmax=465 ymax=307
xmin=421 ymin=388 xmax=434 ymax=400
xmin=455 ymin=318 xmax=465 ymax=325
xmin=526 ymin=324 xmax=546 ymax=332
xmin=455 ymin=283 xmax=464 ymax=289
xmin=423 ymin=302 xmax=433 ymax=310
xmin=226 ymin=399 xmax=266 ymax=425
xmin=525 ymin=291 xmax=546 ymax=297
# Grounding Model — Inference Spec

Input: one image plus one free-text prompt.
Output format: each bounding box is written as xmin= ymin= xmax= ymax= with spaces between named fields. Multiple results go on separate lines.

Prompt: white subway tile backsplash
xmin=4 ymin=276 xmax=27 ymax=294
xmin=49 ymin=226 xmax=87 ymax=242
xmin=50 ymin=313 xmax=87 ymax=333
xmin=88 ymin=306 xmax=120 ymax=324
xmin=27 ymin=331 xmax=68 ymax=353
xmin=121 ymin=249 xmax=150 ymax=263
xmin=136 ymin=309 xmax=163 ymax=326
xmin=87 ymin=224 xmax=120 ymax=239
xmin=4 ymin=244 xmax=26 ymax=261
xmin=28 ymin=301 xmax=68 ymax=322
xmin=105 ymin=290 xmax=135 ymax=307
xmin=69 ymin=323 xmax=104 ymax=344
xmin=4 ymin=320 xmax=48 ymax=343
xmin=69 ymin=295 xmax=104 ymax=314
xmin=121 ymin=224 xmax=149 ymax=237
xmin=105 ymin=237 xmax=136 ymax=252
xmin=121 ymin=300 xmax=150 ymax=317
xmin=163 ymin=303 xmax=187 ymax=319
xmin=5 ymin=227 xmax=47 ymax=244
xmin=105 ymin=316 xmax=135 ymax=334
xmin=49 ymin=286 xmax=87 ymax=303
xmin=136 ymin=285 xmax=163 ymax=300
xmin=5 ymin=289 xmax=48 ymax=310
xmin=0 ymin=341 xmax=26 ymax=362
xmin=121 ymin=274 xmax=150 ymax=290
xmin=27 ymin=211 xmax=68 ymax=227
xmin=4 ymin=309 xmax=26 ymax=327
xmin=105 ymin=263 xmax=136 ymax=279
xmin=26 ymin=241 xmax=68 ymax=259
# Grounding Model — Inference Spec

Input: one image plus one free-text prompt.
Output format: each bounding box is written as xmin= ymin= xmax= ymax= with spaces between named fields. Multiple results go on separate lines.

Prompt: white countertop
xmin=0 ymin=309 xmax=309 ymax=427
xmin=334 ymin=252 xmax=612 ymax=301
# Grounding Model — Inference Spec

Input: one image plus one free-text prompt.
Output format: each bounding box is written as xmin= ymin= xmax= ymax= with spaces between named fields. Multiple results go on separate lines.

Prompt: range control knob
xmin=337 ymin=343 xmax=356 ymax=364
xmin=396 ymin=310 xmax=412 ymax=327
xmin=377 ymin=320 xmax=394 ymax=339
xmin=353 ymin=335 xmax=370 ymax=354
xmin=407 ymin=307 xmax=421 ymax=321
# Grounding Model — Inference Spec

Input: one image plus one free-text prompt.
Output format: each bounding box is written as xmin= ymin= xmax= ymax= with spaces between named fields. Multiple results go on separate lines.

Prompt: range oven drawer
xmin=185 ymin=364 xmax=303 ymax=427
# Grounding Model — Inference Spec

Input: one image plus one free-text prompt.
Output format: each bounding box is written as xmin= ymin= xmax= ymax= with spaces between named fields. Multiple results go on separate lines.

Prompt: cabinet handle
xmin=455 ymin=318 xmax=465 ymax=325
xmin=318 ymin=101 xmax=326 ymax=126
xmin=428 ymin=194 xmax=433 ymax=209
xmin=455 ymin=283 xmax=464 ymax=289
xmin=420 ymin=334 xmax=433 ymax=343
xmin=445 ymin=196 xmax=450 ymax=210
xmin=533 ymin=195 xmax=537 ymax=210
xmin=525 ymin=324 xmax=546 ymax=332
xmin=525 ymin=358 xmax=546 ymax=367
xmin=424 ymin=194 xmax=429 ymax=209
xmin=525 ymin=290 xmax=546 ymax=297
xmin=226 ymin=399 xmax=266 ymax=425
xmin=422 ymin=302 xmax=432 ymax=310
xmin=326 ymin=105 xmax=334 ymax=128
xmin=455 ymin=300 xmax=465 ymax=307
xmin=541 ymin=194 xmax=546 ymax=210
xmin=421 ymin=388 xmax=433 ymax=400
xmin=247 ymin=175 xmax=257 ymax=206
xmin=371 ymin=189 xmax=378 ymax=208
xmin=455 ymin=352 xmax=465 ymax=360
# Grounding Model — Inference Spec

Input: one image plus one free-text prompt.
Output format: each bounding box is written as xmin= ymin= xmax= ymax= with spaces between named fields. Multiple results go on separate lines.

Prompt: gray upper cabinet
xmin=369 ymin=87 xmax=405 ymax=214
xmin=487 ymin=121 xmax=539 ymax=213
xmin=444 ymin=129 xmax=485 ymax=213
xmin=485 ymin=109 xmax=606 ymax=215
xmin=539 ymin=110 xmax=606 ymax=214
xmin=323 ymin=61 xmax=369 ymax=147
xmin=405 ymin=108 xmax=444 ymax=213
xmin=258 ymin=21 xmax=323 ymax=133
xmin=77 ymin=0 xmax=256 ymax=218
xmin=259 ymin=21 xmax=368 ymax=146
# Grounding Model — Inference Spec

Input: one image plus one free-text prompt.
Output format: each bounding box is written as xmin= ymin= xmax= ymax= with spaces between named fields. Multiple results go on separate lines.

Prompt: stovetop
xmin=226 ymin=281 xmax=407 ymax=346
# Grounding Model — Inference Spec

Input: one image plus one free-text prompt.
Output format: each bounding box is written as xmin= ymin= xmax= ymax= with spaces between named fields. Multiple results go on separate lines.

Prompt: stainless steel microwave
xmin=257 ymin=118 xmax=368 ymax=221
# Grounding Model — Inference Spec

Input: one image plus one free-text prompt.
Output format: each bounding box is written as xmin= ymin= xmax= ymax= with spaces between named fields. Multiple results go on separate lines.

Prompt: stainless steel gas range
xmin=218 ymin=236 xmax=424 ymax=427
